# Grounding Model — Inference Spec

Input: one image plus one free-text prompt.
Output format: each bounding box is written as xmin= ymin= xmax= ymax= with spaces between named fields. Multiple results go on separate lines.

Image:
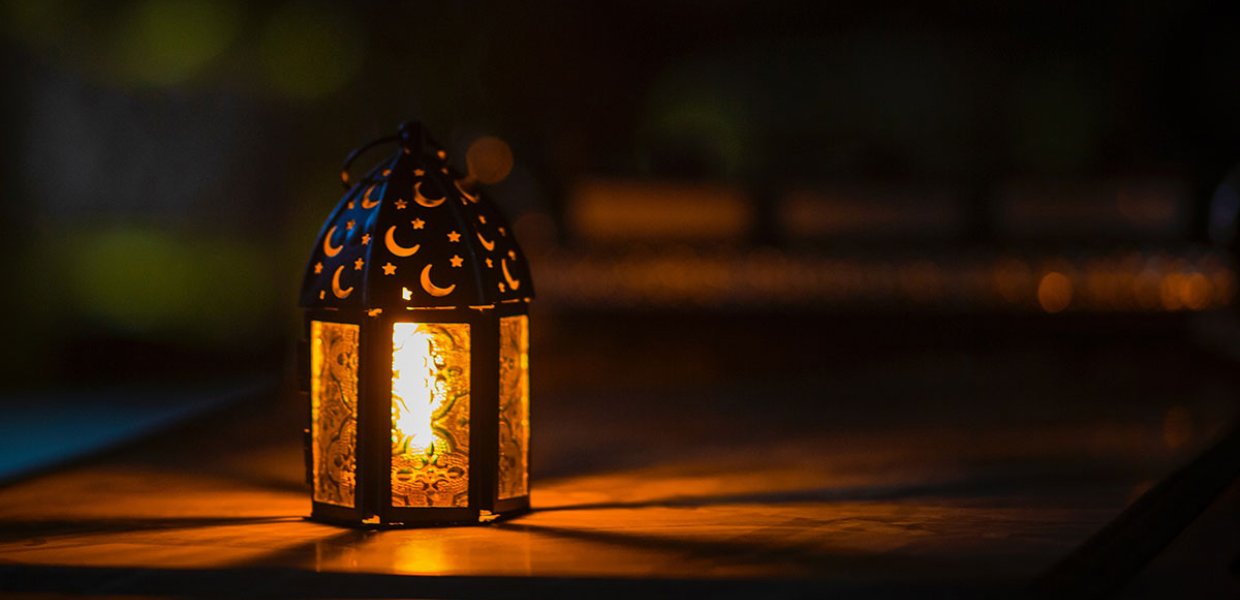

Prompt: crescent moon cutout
xmin=420 ymin=264 xmax=456 ymax=297
xmin=331 ymin=265 xmax=353 ymax=298
xmin=361 ymin=184 xmax=380 ymax=209
xmin=414 ymin=181 xmax=445 ymax=208
xmin=384 ymin=225 xmax=420 ymax=257
xmin=322 ymin=226 xmax=343 ymax=257
xmin=501 ymin=258 xmax=521 ymax=291
xmin=476 ymin=232 xmax=496 ymax=251
xmin=454 ymin=180 xmax=479 ymax=203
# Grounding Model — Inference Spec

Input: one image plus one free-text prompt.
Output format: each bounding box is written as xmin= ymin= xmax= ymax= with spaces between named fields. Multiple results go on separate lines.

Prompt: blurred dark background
xmin=5 ymin=4 xmax=1240 ymax=595
xmin=4 ymin=0 xmax=1240 ymax=431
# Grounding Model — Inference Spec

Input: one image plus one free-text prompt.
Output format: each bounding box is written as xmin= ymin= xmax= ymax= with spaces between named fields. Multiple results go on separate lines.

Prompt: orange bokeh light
xmin=1037 ymin=272 xmax=1073 ymax=313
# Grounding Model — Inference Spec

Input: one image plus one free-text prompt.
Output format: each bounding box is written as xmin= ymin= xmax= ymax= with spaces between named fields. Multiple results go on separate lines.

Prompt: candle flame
xmin=392 ymin=324 xmax=438 ymax=455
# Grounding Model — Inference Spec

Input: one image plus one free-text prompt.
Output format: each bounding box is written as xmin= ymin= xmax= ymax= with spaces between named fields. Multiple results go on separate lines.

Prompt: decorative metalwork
xmin=498 ymin=315 xmax=530 ymax=499
xmin=310 ymin=320 xmax=358 ymax=508
xmin=391 ymin=322 xmax=471 ymax=508
xmin=298 ymin=122 xmax=534 ymax=310
xmin=300 ymin=122 xmax=534 ymax=526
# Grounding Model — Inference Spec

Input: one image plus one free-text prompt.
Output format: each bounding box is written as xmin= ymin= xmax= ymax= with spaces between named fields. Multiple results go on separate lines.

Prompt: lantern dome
xmin=299 ymin=122 xmax=534 ymax=310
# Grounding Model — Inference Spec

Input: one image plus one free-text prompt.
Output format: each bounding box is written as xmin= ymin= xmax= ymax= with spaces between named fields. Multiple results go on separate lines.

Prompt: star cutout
xmin=347 ymin=201 xmax=355 ymax=210
xmin=447 ymin=231 xmax=461 ymax=242
xmin=498 ymin=282 xmax=506 ymax=292
xmin=436 ymin=150 xmax=446 ymax=159
xmin=450 ymin=255 xmax=464 ymax=268
xmin=412 ymin=218 xmax=425 ymax=229
xmin=346 ymin=219 xmax=355 ymax=231
xmin=478 ymin=215 xmax=487 ymax=224
xmin=498 ymin=227 xmax=507 ymax=237
xmin=485 ymin=258 xmax=493 ymax=268
xmin=354 ymin=258 xmax=365 ymax=270
xmin=508 ymin=250 xmax=517 ymax=260
xmin=314 ymin=262 xmax=323 ymax=274
xmin=414 ymin=168 xmax=425 ymax=177
xmin=361 ymin=233 xmax=370 ymax=245
xmin=319 ymin=290 xmax=326 ymax=300
xmin=395 ymin=199 xmax=408 ymax=210
xmin=382 ymin=262 xmax=397 ymax=275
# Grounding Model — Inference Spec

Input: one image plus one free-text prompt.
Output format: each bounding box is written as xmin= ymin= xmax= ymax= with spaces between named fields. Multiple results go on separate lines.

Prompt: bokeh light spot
xmin=66 ymin=227 xmax=274 ymax=343
xmin=1159 ymin=274 xmax=1184 ymax=311
xmin=641 ymin=62 xmax=752 ymax=179
xmin=112 ymin=0 xmax=240 ymax=86
xmin=1208 ymin=183 xmax=1240 ymax=245
xmin=1037 ymin=272 xmax=1072 ymax=313
xmin=466 ymin=136 xmax=515 ymax=185
xmin=260 ymin=1 xmax=363 ymax=99
xmin=1162 ymin=405 xmax=1193 ymax=450
xmin=993 ymin=259 xmax=1034 ymax=306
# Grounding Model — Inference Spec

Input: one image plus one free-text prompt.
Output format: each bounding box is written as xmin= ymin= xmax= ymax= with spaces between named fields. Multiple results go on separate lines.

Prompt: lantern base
xmin=308 ymin=498 xmax=531 ymax=528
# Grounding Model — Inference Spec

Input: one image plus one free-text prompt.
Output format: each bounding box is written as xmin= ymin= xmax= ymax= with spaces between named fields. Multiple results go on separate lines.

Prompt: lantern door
xmin=376 ymin=310 xmax=484 ymax=524
xmin=305 ymin=317 xmax=365 ymax=523
xmin=375 ymin=306 xmax=531 ymax=524
xmin=494 ymin=306 xmax=531 ymax=515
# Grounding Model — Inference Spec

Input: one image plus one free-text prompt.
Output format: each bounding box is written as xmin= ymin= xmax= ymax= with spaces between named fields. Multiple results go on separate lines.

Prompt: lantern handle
xmin=339 ymin=122 xmax=432 ymax=189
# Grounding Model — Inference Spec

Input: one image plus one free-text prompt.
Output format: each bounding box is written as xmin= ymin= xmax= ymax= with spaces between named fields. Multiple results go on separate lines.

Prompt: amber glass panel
xmin=391 ymin=322 xmax=471 ymax=507
xmin=498 ymin=315 xmax=530 ymax=499
xmin=310 ymin=320 xmax=358 ymax=508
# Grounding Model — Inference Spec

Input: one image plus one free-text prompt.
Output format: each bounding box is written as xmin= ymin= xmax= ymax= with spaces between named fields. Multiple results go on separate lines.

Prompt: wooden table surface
xmin=1 ymin=314 xmax=1237 ymax=598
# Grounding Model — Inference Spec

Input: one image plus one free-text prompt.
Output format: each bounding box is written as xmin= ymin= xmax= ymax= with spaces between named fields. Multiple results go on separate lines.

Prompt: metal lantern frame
xmin=301 ymin=304 xmax=529 ymax=526
xmin=297 ymin=122 xmax=532 ymax=526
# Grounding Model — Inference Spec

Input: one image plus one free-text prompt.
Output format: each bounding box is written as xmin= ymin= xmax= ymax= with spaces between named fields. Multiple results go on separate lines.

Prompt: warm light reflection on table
xmin=0 ymin=416 xmax=1220 ymax=583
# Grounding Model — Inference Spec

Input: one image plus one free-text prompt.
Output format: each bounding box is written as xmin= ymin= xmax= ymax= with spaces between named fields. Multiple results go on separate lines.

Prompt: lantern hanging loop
xmin=339 ymin=121 xmax=432 ymax=189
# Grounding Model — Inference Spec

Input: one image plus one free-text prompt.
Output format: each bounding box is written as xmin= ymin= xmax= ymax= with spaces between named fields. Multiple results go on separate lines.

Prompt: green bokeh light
xmin=642 ymin=63 xmax=752 ymax=179
xmin=111 ymin=0 xmax=240 ymax=86
xmin=260 ymin=1 xmax=363 ymax=100
xmin=64 ymin=227 xmax=278 ymax=344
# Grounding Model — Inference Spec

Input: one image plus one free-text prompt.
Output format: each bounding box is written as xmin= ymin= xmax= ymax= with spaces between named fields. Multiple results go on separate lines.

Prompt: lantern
xmin=297 ymin=122 xmax=533 ymax=526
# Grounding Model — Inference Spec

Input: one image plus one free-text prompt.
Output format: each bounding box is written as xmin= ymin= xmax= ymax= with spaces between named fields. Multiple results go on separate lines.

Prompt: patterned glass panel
xmin=391 ymin=322 xmax=471 ymax=507
xmin=498 ymin=315 xmax=530 ymax=499
xmin=310 ymin=320 xmax=358 ymax=508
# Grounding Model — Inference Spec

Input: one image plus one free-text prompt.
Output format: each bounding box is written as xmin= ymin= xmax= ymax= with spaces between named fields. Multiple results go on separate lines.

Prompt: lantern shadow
xmin=530 ymin=467 xmax=1131 ymax=515
xmin=0 ymin=516 xmax=302 ymax=544
xmin=196 ymin=469 xmax=309 ymax=496
xmin=493 ymin=520 xmax=973 ymax=578
xmin=223 ymin=528 xmax=376 ymax=570
xmin=529 ymin=483 xmax=953 ymax=515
